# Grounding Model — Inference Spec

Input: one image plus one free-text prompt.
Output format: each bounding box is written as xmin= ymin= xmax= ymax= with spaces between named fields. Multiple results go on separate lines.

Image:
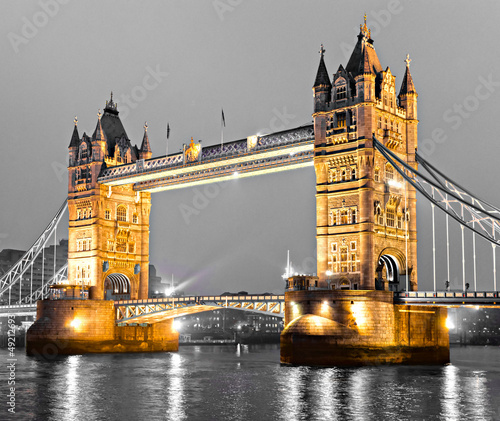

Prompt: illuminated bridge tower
xmin=281 ymin=19 xmax=448 ymax=367
xmin=67 ymin=95 xmax=152 ymax=300
xmin=313 ymin=18 xmax=418 ymax=291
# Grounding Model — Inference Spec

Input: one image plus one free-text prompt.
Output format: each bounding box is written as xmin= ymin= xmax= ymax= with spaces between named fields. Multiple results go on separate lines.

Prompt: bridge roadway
xmin=1 ymin=291 xmax=498 ymax=321
xmin=97 ymin=125 xmax=314 ymax=192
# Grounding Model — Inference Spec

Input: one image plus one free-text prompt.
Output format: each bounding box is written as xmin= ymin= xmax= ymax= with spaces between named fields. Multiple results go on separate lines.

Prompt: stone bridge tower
xmin=67 ymin=94 xmax=152 ymax=300
xmin=312 ymin=18 xmax=418 ymax=291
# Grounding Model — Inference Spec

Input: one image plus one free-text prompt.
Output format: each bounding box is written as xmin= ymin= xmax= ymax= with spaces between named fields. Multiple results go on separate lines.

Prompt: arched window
xmin=331 ymin=255 xmax=338 ymax=273
xmin=351 ymin=167 xmax=356 ymax=180
xmin=374 ymin=167 xmax=380 ymax=182
xmin=386 ymin=165 xmax=394 ymax=181
xmin=117 ymin=206 xmax=127 ymax=222
xmin=133 ymin=214 xmax=138 ymax=224
xmin=341 ymin=169 xmax=347 ymax=182
xmin=80 ymin=144 xmax=88 ymax=160
xmin=336 ymin=84 xmax=347 ymax=100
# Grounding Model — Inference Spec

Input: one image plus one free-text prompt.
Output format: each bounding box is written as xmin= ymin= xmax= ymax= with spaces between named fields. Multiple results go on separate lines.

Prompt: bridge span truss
xmin=115 ymin=295 xmax=285 ymax=324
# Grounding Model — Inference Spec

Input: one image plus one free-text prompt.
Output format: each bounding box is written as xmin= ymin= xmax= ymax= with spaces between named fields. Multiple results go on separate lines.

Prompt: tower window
xmin=351 ymin=209 xmax=357 ymax=224
xmin=386 ymin=208 xmax=395 ymax=227
xmin=374 ymin=167 xmax=380 ymax=182
xmin=340 ymin=247 xmax=348 ymax=272
xmin=386 ymin=165 xmax=394 ymax=181
xmin=351 ymin=167 xmax=356 ymax=180
xmin=341 ymin=209 xmax=349 ymax=225
xmin=337 ymin=113 xmax=346 ymax=128
xmin=336 ymin=85 xmax=347 ymax=100
xmin=117 ymin=206 xmax=127 ymax=222
xmin=105 ymin=209 xmax=111 ymax=220
xmin=133 ymin=214 xmax=138 ymax=224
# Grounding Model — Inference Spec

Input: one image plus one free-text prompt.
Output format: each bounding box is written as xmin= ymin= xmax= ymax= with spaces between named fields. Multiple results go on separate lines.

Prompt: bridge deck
xmin=98 ymin=126 xmax=314 ymax=192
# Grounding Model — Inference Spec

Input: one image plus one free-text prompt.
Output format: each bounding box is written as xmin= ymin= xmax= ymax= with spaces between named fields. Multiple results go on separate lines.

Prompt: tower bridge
xmin=0 ymin=17 xmax=498 ymax=364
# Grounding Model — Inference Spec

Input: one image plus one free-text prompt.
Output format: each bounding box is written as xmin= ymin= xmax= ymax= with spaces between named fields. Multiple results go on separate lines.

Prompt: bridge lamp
xmin=388 ymin=179 xmax=402 ymax=188
xmin=173 ymin=320 xmax=182 ymax=331
xmin=326 ymin=270 xmax=333 ymax=277
xmin=233 ymin=171 xmax=239 ymax=177
xmin=165 ymin=287 xmax=175 ymax=296
xmin=70 ymin=318 xmax=82 ymax=330
xmin=445 ymin=316 xmax=454 ymax=330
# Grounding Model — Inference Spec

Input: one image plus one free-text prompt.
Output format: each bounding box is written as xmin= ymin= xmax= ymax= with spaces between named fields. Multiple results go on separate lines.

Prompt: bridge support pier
xmin=26 ymin=299 xmax=179 ymax=356
xmin=280 ymin=290 xmax=449 ymax=366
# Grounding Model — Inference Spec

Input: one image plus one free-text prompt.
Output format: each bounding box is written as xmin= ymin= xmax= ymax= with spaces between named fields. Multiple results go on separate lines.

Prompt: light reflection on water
xmin=1 ymin=345 xmax=499 ymax=420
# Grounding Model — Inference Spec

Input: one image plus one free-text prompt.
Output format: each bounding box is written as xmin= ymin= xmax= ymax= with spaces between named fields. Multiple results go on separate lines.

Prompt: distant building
xmin=449 ymin=308 xmax=500 ymax=345
xmin=0 ymin=239 xmax=68 ymax=303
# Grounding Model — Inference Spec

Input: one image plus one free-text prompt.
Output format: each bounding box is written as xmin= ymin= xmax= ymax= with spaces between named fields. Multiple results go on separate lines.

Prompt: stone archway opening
xmin=377 ymin=254 xmax=401 ymax=292
xmin=104 ymin=273 xmax=131 ymax=300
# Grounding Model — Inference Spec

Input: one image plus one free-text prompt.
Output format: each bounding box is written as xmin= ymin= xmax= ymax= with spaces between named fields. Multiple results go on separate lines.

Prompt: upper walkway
xmin=97 ymin=125 xmax=314 ymax=192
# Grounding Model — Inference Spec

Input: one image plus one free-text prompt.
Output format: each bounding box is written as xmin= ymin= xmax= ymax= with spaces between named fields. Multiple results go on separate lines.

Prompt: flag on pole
xmin=221 ymin=108 xmax=225 ymax=148
xmin=166 ymin=123 xmax=170 ymax=156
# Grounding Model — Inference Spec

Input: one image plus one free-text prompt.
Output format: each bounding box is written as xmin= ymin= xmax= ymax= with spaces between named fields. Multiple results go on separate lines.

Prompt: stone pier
xmin=280 ymin=290 xmax=449 ymax=366
xmin=26 ymin=299 xmax=179 ymax=356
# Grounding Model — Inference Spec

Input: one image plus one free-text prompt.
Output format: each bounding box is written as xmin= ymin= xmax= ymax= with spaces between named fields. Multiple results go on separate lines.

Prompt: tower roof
xmin=399 ymin=55 xmax=417 ymax=95
xmin=345 ymin=17 xmax=382 ymax=78
xmin=140 ymin=122 xmax=152 ymax=154
xmin=69 ymin=117 xmax=79 ymax=148
xmin=313 ymin=44 xmax=332 ymax=88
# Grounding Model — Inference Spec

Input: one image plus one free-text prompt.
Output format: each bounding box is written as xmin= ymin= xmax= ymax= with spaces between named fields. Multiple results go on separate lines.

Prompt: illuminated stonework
xmin=67 ymin=95 xmax=152 ymax=299
xmin=313 ymin=20 xmax=418 ymax=291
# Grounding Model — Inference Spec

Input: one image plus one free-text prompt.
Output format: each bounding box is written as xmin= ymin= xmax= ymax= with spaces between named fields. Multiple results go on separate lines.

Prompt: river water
xmin=1 ymin=345 xmax=499 ymax=420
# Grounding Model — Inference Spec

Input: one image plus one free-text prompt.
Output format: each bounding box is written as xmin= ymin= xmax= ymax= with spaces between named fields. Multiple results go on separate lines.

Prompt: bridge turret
xmin=313 ymin=16 xmax=418 ymax=292
xmin=68 ymin=117 xmax=79 ymax=167
xmin=139 ymin=122 xmax=152 ymax=160
xmin=313 ymin=44 xmax=332 ymax=114
xmin=91 ymin=109 xmax=107 ymax=163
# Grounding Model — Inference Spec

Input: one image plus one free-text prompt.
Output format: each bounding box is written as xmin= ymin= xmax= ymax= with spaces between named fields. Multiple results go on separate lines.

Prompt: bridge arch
xmin=104 ymin=272 xmax=132 ymax=300
xmin=377 ymin=247 xmax=407 ymax=292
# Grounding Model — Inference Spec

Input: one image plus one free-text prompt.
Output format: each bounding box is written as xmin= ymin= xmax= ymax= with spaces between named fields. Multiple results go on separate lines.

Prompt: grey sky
xmin=1 ymin=1 xmax=500 ymax=294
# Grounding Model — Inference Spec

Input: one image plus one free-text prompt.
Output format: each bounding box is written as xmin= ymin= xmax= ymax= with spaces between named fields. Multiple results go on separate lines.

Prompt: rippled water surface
xmin=1 ymin=345 xmax=499 ymax=420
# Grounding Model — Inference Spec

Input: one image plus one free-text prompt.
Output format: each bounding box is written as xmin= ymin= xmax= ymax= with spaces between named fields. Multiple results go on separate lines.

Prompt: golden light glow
xmin=445 ymin=316 xmax=454 ymax=330
xmin=70 ymin=318 xmax=82 ymax=329
xmin=350 ymin=302 xmax=366 ymax=329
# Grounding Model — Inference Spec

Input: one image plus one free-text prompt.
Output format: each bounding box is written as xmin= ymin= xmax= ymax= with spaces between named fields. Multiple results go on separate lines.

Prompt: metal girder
xmin=115 ymin=295 xmax=285 ymax=323
xmin=373 ymin=136 xmax=500 ymax=246
xmin=0 ymin=199 xmax=68 ymax=297
xmin=18 ymin=263 xmax=68 ymax=304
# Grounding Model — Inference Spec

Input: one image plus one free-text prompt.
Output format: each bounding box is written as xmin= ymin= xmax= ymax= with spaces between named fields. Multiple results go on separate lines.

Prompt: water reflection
xmin=167 ymin=353 xmax=186 ymax=421
xmin=441 ymin=365 xmax=460 ymax=420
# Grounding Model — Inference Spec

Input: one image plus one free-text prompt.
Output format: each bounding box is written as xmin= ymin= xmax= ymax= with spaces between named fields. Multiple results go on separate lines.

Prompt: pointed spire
xmin=399 ymin=54 xmax=417 ymax=95
xmin=313 ymin=44 xmax=332 ymax=88
xmin=345 ymin=16 xmax=382 ymax=77
xmin=92 ymin=109 xmax=107 ymax=142
xmin=140 ymin=121 xmax=152 ymax=154
xmin=69 ymin=117 xmax=79 ymax=148
xmin=104 ymin=91 xmax=118 ymax=115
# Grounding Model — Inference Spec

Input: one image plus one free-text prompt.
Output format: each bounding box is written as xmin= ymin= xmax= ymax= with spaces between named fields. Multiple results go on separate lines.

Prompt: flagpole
xmin=221 ymin=108 xmax=225 ymax=150
xmin=166 ymin=123 xmax=170 ymax=156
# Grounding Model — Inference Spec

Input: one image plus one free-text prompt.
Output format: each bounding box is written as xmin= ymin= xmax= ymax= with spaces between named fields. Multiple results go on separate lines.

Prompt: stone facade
xmin=67 ymin=96 xmax=152 ymax=299
xmin=281 ymin=290 xmax=449 ymax=366
xmin=313 ymin=19 xmax=418 ymax=291
xmin=26 ymin=299 xmax=179 ymax=355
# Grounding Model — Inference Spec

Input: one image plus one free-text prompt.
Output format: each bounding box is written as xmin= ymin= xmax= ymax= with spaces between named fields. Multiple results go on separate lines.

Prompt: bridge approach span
xmin=115 ymin=295 xmax=285 ymax=324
